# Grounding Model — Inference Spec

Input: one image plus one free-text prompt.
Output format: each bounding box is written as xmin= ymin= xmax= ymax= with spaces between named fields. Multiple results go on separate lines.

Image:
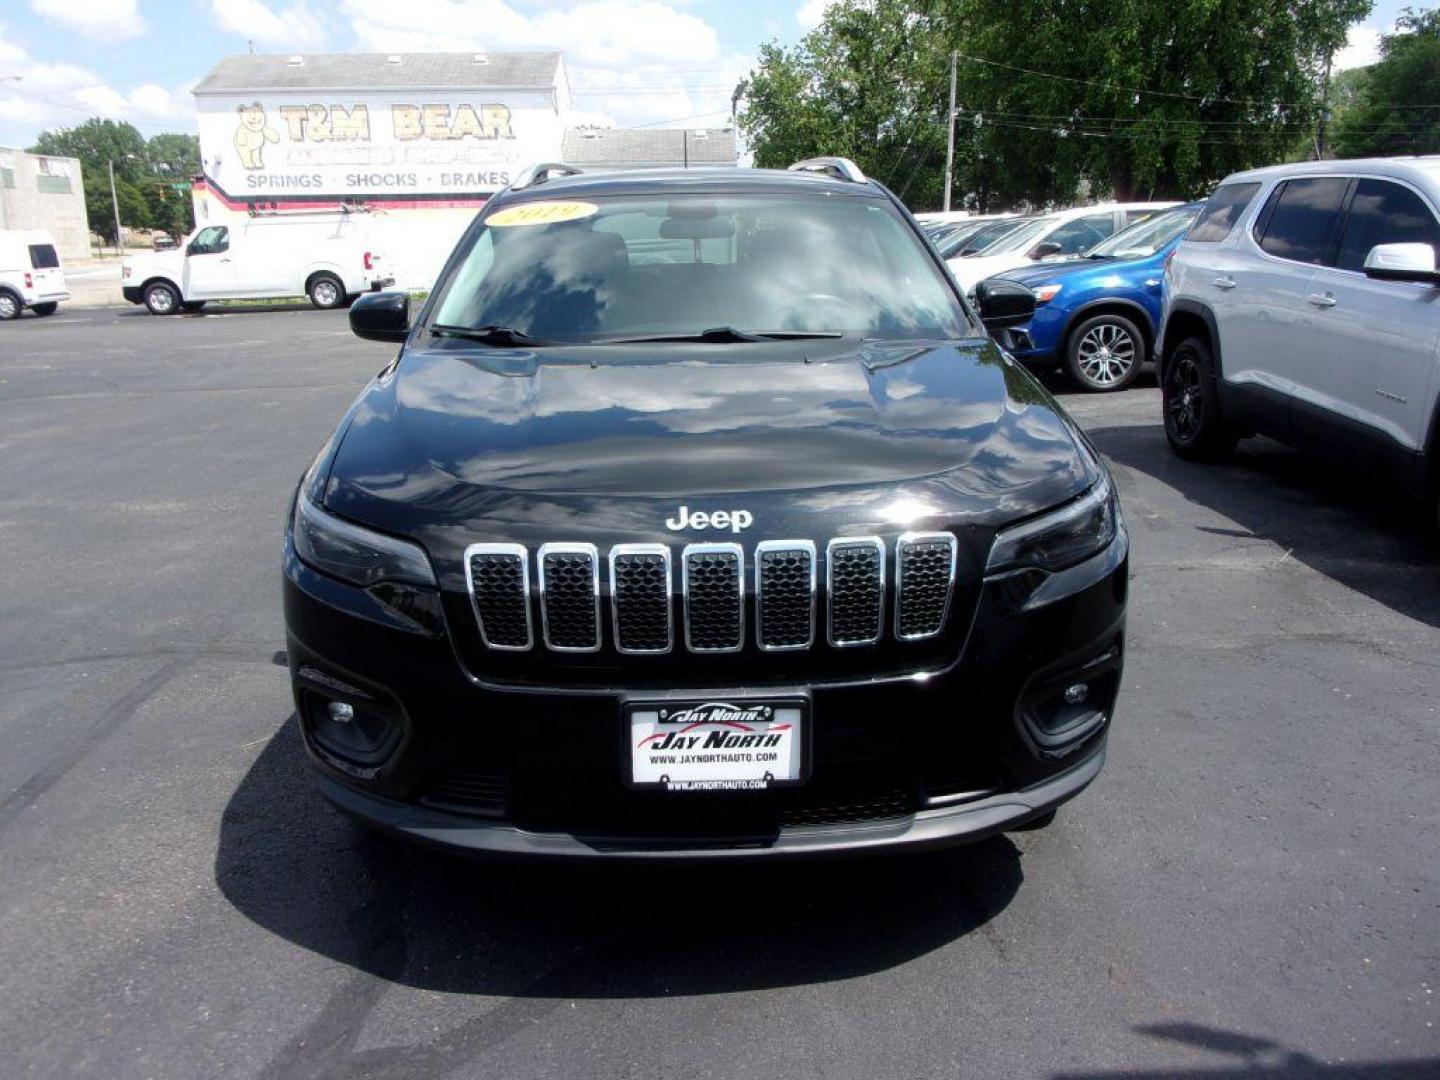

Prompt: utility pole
xmin=108 ymin=158 xmax=123 ymax=257
xmin=1315 ymin=48 xmax=1334 ymax=160
xmin=943 ymin=50 xmax=957 ymax=212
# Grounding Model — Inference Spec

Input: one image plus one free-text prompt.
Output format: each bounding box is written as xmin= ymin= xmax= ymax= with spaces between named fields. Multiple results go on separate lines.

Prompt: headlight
xmin=292 ymin=492 xmax=436 ymax=587
xmin=986 ymin=477 xmax=1119 ymax=574
xmin=1033 ymin=283 xmax=1062 ymax=304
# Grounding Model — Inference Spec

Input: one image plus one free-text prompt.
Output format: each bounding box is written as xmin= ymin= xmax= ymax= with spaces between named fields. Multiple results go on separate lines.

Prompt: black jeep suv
xmin=283 ymin=157 xmax=1128 ymax=859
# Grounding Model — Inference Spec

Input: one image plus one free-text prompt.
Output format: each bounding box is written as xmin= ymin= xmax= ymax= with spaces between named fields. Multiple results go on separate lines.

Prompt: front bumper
xmin=283 ymin=528 xmax=1127 ymax=860
xmin=122 ymin=285 xmax=143 ymax=304
xmin=313 ymin=744 xmax=1104 ymax=861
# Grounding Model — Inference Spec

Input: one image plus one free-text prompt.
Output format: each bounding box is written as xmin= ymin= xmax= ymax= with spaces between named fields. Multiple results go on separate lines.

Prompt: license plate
xmin=625 ymin=699 xmax=807 ymax=792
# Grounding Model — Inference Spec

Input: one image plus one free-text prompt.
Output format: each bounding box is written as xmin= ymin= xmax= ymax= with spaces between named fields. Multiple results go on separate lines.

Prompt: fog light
xmin=1063 ymin=683 xmax=1089 ymax=705
xmin=327 ymin=701 xmax=355 ymax=724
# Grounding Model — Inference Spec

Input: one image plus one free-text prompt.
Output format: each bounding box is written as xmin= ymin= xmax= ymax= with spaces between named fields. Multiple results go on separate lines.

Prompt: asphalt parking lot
xmin=1 ymin=304 xmax=1437 ymax=1079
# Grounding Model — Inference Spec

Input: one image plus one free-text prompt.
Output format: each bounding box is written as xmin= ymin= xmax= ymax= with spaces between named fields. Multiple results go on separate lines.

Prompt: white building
xmin=190 ymin=51 xmax=573 ymax=290
xmin=0 ymin=149 xmax=89 ymax=261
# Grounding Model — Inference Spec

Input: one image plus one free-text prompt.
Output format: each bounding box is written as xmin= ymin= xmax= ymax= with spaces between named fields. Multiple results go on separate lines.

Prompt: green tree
xmin=1332 ymin=7 xmax=1440 ymax=157
xmin=740 ymin=0 xmax=1374 ymax=210
xmin=737 ymin=0 xmax=952 ymax=207
xmin=29 ymin=119 xmax=199 ymax=242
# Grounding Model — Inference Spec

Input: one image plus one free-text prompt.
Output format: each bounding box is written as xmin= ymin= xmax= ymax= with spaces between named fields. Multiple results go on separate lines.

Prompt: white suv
xmin=1160 ymin=157 xmax=1440 ymax=517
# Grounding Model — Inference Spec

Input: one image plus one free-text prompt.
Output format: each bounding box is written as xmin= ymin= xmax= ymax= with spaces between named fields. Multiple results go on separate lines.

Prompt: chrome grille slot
xmin=464 ymin=543 xmax=532 ymax=651
xmin=537 ymin=543 xmax=600 ymax=652
xmin=756 ymin=540 xmax=816 ymax=651
xmin=683 ymin=543 xmax=744 ymax=653
xmin=610 ymin=544 xmax=673 ymax=654
xmin=826 ymin=536 xmax=884 ymax=646
xmin=895 ymin=532 xmax=957 ymax=641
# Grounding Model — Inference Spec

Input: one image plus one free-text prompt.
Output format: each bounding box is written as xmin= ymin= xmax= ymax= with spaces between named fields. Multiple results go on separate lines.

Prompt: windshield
xmin=1086 ymin=205 xmax=1200 ymax=259
xmin=978 ymin=215 xmax=1058 ymax=257
xmin=431 ymin=193 xmax=970 ymax=343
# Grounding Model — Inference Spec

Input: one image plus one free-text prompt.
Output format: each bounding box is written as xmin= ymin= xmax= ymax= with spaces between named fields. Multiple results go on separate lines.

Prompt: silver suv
xmin=1159 ymin=157 xmax=1440 ymax=521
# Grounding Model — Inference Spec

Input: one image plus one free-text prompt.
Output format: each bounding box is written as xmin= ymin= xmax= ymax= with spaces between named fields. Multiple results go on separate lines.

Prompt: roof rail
xmin=510 ymin=162 xmax=583 ymax=191
xmin=787 ymin=156 xmax=868 ymax=184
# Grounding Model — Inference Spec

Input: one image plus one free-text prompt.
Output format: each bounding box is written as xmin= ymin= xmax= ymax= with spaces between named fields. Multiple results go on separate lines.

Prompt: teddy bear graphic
xmin=233 ymin=102 xmax=280 ymax=170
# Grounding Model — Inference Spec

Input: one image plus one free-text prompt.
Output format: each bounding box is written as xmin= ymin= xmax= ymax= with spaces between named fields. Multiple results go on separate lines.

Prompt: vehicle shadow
xmin=215 ymin=717 xmax=1024 ymax=999
xmin=1088 ymin=421 xmax=1440 ymax=628
xmin=115 ymin=301 xmax=328 ymax=318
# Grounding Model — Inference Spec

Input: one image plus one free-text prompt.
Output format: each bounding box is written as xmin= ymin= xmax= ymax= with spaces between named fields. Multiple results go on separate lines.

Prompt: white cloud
xmin=1333 ymin=25 xmax=1382 ymax=71
xmin=796 ymin=0 xmax=838 ymax=31
xmin=0 ymin=20 xmax=26 ymax=65
xmin=210 ymin=0 xmax=327 ymax=51
xmin=29 ymin=0 xmax=145 ymax=41
xmin=343 ymin=0 xmax=743 ymax=128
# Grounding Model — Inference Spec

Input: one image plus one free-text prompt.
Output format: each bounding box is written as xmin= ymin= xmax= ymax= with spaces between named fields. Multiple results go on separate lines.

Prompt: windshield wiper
xmin=596 ymin=327 xmax=844 ymax=344
xmin=431 ymin=323 xmax=547 ymax=346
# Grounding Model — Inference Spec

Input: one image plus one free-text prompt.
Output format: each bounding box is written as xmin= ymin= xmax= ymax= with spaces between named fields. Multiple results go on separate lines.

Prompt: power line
xmin=954 ymin=51 xmax=1440 ymax=111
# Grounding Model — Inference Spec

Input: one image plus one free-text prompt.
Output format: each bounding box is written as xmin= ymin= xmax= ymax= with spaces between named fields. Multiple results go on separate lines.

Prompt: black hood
xmin=321 ymin=335 xmax=1093 ymax=569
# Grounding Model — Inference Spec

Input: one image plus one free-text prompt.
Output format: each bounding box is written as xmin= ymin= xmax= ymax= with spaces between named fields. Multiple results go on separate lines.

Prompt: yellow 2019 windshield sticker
xmin=486 ymin=200 xmax=599 ymax=227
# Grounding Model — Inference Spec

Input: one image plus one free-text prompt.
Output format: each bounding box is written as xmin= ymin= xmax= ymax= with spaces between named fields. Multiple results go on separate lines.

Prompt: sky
xmin=0 ymin=0 xmax=1416 ymax=150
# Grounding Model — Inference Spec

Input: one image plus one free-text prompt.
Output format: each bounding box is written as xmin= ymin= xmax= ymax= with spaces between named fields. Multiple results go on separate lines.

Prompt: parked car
xmin=947 ymin=202 xmax=1180 ymax=292
xmin=0 ymin=229 xmax=68 ymax=320
xmin=283 ymin=157 xmax=1127 ymax=860
xmin=121 ymin=211 xmax=391 ymax=314
xmin=981 ymin=202 xmax=1204 ymax=391
xmin=941 ymin=215 xmax=1037 ymax=259
xmin=930 ymin=214 xmax=1028 ymax=259
xmin=1160 ymin=158 xmax=1440 ymax=524
xmin=151 ymin=233 xmax=177 ymax=251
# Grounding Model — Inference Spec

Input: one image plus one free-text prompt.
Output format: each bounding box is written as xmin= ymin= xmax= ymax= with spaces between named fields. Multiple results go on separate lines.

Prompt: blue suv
xmin=984 ymin=202 xmax=1202 ymax=391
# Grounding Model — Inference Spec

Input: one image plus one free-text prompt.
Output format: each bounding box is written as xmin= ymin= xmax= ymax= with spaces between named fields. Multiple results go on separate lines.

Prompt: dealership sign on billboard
xmin=196 ymin=90 xmax=564 ymax=200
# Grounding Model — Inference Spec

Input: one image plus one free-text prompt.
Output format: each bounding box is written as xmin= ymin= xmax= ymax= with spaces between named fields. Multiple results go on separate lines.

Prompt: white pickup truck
xmin=0 ymin=229 xmax=68 ymax=320
xmin=121 ymin=212 xmax=392 ymax=314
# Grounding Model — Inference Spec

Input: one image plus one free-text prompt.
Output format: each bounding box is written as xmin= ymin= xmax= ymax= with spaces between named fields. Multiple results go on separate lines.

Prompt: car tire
xmin=308 ymin=273 xmax=344 ymax=310
xmin=0 ymin=289 xmax=20 ymax=320
xmin=1163 ymin=335 xmax=1237 ymax=461
xmin=143 ymin=281 xmax=181 ymax=316
xmin=1066 ymin=313 xmax=1144 ymax=392
xmin=180 ymin=301 xmax=206 ymax=313
xmin=31 ymin=302 xmax=58 ymax=317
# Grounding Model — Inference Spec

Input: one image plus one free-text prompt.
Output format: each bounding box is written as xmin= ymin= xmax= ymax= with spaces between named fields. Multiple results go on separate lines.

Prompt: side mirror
xmin=1364 ymin=242 xmax=1440 ymax=285
xmin=1031 ymin=241 xmax=1063 ymax=259
xmin=974 ymin=278 xmax=1036 ymax=331
xmin=350 ymin=290 xmax=411 ymax=343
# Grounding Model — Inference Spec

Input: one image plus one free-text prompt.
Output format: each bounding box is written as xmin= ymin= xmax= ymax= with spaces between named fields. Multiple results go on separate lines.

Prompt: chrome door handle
xmin=1211 ymin=276 xmax=1237 ymax=290
xmin=1306 ymin=292 xmax=1337 ymax=308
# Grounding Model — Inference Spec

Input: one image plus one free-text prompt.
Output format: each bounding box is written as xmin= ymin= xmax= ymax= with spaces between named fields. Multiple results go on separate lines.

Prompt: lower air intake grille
xmin=538 ymin=544 xmax=600 ymax=651
xmin=756 ymin=541 xmax=815 ymax=650
xmin=895 ymin=533 xmax=957 ymax=640
xmin=610 ymin=545 xmax=672 ymax=653
xmin=465 ymin=544 xmax=531 ymax=650
xmin=683 ymin=544 xmax=743 ymax=652
xmin=827 ymin=537 xmax=884 ymax=646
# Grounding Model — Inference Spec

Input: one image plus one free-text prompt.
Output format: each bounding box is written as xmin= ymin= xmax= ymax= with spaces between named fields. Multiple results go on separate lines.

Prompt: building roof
xmin=193 ymin=51 xmax=563 ymax=94
xmin=562 ymin=127 xmax=738 ymax=168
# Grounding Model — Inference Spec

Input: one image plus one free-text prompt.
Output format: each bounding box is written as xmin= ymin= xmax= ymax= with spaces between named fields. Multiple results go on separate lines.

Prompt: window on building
xmin=35 ymin=157 xmax=73 ymax=195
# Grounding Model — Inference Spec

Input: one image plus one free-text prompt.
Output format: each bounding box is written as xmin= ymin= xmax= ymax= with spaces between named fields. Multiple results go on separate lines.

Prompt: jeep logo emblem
xmin=665 ymin=505 xmax=754 ymax=534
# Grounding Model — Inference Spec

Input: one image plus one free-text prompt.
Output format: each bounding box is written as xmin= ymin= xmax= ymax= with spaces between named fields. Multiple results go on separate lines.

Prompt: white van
xmin=0 ymin=229 xmax=69 ymax=320
xmin=121 ymin=211 xmax=392 ymax=314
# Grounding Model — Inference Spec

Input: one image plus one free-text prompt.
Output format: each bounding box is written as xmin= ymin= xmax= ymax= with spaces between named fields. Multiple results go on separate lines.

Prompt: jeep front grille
xmin=464 ymin=535 xmax=958 ymax=655
xmin=894 ymin=532 xmax=958 ymax=640
xmin=609 ymin=545 xmax=673 ymax=654
xmin=755 ymin=540 xmax=816 ymax=651
xmin=683 ymin=543 xmax=744 ymax=652
xmin=826 ymin=537 xmax=884 ymax=647
xmin=537 ymin=543 xmax=600 ymax=652
xmin=464 ymin=543 xmax=532 ymax=651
